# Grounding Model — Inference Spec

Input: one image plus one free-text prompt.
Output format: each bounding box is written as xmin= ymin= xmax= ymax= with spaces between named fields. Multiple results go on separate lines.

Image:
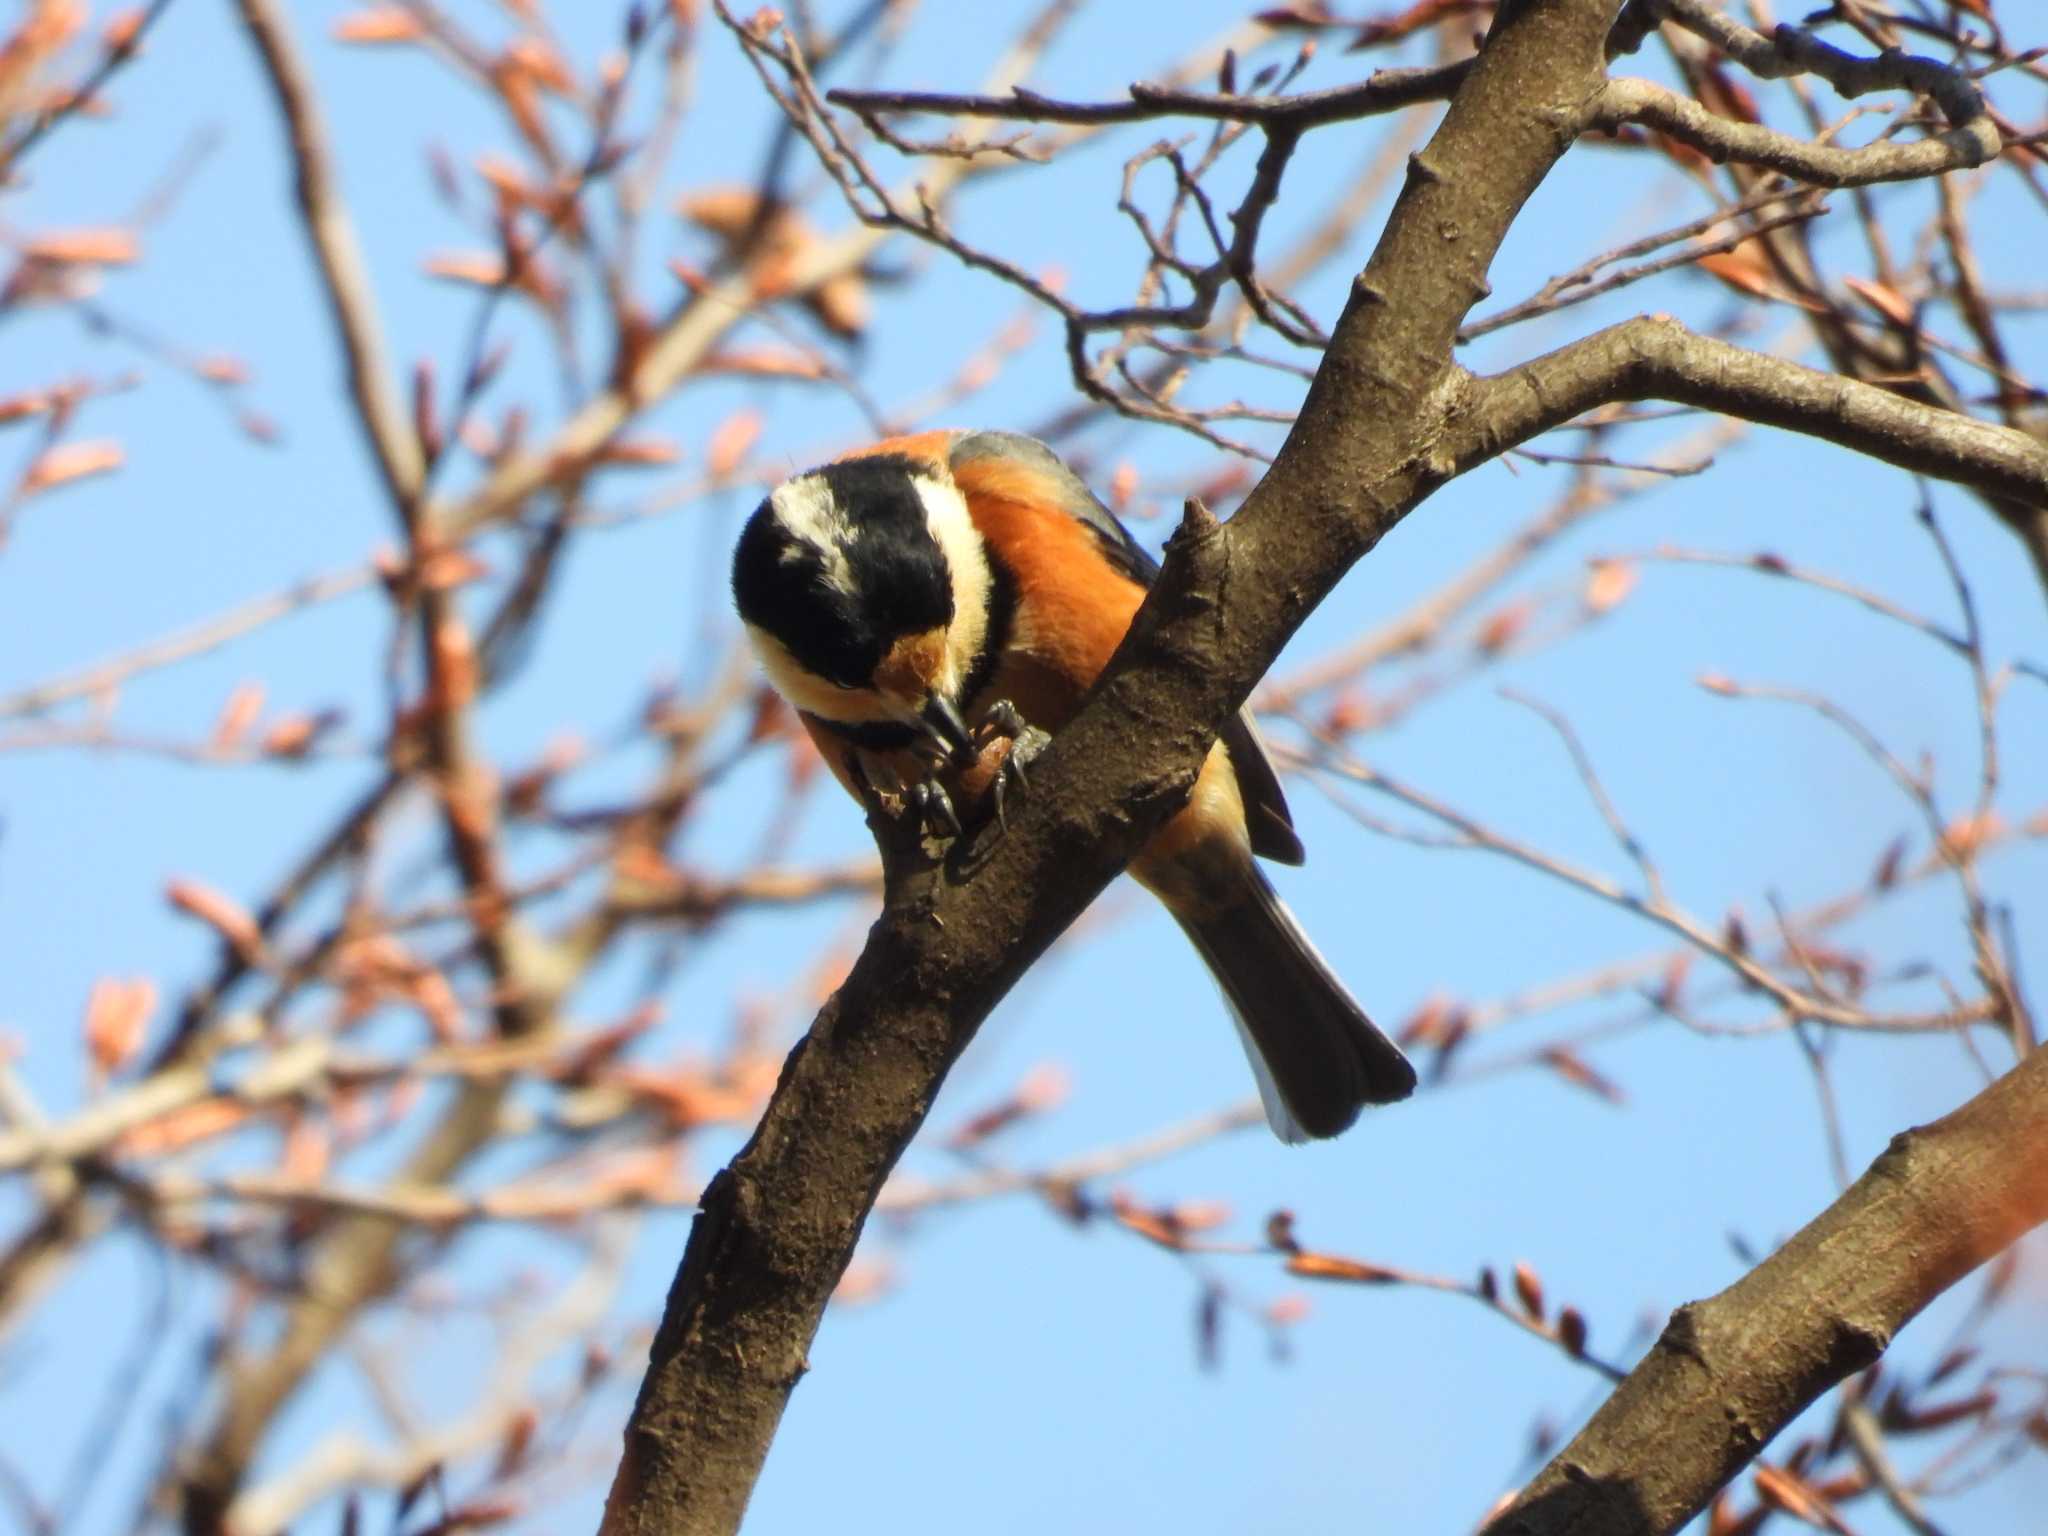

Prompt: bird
xmin=731 ymin=428 xmax=1416 ymax=1141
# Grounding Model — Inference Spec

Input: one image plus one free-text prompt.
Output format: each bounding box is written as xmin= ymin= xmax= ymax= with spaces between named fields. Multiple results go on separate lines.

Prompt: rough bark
xmin=1483 ymin=1045 xmax=2048 ymax=1536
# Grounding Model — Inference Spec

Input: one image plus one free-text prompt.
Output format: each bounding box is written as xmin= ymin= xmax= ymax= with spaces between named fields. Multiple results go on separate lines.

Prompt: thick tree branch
xmin=1482 ymin=1044 xmax=2048 ymax=1536
xmin=598 ymin=3 xmax=1628 ymax=1531
xmin=1465 ymin=316 xmax=2048 ymax=507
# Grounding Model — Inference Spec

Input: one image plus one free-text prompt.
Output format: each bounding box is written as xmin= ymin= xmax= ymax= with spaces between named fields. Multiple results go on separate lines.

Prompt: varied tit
xmin=731 ymin=429 xmax=1415 ymax=1142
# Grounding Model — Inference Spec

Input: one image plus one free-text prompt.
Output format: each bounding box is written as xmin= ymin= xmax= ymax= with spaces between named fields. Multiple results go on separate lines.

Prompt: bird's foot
xmin=906 ymin=772 xmax=962 ymax=839
xmin=974 ymin=700 xmax=1051 ymax=831
xmin=852 ymin=752 xmax=960 ymax=842
xmin=904 ymin=734 xmax=965 ymax=839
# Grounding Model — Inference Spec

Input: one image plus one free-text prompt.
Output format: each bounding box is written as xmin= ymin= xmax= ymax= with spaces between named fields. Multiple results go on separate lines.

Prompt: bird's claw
xmin=976 ymin=700 xmax=1049 ymax=832
xmin=908 ymin=775 xmax=961 ymax=839
xmin=897 ymin=733 xmax=966 ymax=839
xmin=862 ymin=700 xmax=1043 ymax=841
xmin=854 ymin=752 xmax=957 ymax=841
xmin=976 ymin=698 xmax=1031 ymax=744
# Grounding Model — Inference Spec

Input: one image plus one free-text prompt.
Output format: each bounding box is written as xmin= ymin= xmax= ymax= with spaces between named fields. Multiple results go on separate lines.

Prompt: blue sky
xmin=2 ymin=3 xmax=2044 ymax=1533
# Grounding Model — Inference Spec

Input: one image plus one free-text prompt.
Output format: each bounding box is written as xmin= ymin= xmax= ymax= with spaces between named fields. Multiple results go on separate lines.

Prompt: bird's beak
xmin=920 ymin=694 xmax=973 ymax=762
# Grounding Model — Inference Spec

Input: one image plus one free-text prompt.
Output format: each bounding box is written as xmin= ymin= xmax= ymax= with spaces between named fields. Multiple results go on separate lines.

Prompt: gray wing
xmin=949 ymin=430 xmax=1305 ymax=866
xmin=950 ymin=430 xmax=1158 ymax=584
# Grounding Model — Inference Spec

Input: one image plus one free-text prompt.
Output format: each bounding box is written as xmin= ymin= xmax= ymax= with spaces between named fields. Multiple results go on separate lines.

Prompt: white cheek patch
xmin=742 ymin=622 xmax=896 ymax=726
xmin=912 ymin=474 xmax=992 ymax=701
xmin=770 ymin=476 xmax=857 ymax=597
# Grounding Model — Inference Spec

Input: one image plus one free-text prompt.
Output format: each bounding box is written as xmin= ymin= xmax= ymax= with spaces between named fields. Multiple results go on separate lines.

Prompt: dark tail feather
xmin=1175 ymin=868 xmax=1415 ymax=1143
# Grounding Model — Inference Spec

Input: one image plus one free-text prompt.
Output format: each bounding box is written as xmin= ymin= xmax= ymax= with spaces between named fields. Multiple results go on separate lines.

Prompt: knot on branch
xmin=1133 ymin=495 xmax=1233 ymax=666
xmin=1163 ymin=492 xmax=1223 ymax=564
xmin=1407 ymin=365 xmax=1481 ymax=491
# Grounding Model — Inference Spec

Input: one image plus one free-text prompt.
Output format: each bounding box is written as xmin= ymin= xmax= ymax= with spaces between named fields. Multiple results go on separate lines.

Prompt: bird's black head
xmin=732 ymin=454 xmax=956 ymax=693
